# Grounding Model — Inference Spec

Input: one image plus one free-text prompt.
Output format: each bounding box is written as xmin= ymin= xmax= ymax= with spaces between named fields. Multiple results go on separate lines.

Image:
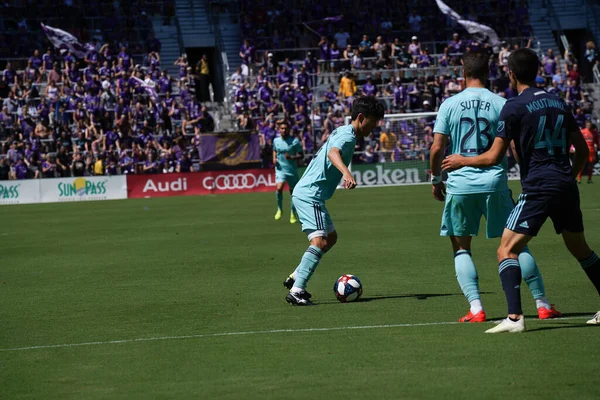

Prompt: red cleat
xmin=537 ymin=305 xmax=562 ymax=320
xmin=459 ymin=310 xmax=487 ymax=323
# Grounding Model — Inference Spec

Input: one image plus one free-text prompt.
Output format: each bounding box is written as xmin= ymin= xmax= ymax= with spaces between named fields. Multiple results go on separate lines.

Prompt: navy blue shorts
xmin=505 ymin=186 xmax=584 ymax=236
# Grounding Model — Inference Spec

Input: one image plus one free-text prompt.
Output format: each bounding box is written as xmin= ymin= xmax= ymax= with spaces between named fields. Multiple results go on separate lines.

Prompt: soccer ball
xmin=333 ymin=274 xmax=363 ymax=302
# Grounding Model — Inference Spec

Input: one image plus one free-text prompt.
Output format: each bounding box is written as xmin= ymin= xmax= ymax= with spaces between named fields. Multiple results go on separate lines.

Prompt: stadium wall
xmin=2 ymin=162 xmax=599 ymax=205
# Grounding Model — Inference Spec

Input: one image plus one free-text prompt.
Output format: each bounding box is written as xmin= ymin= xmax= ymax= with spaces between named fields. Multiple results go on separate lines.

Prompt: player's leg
xmin=441 ymin=194 xmax=486 ymax=322
xmin=587 ymin=156 xmax=594 ymax=183
xmin=487 ymin=193 xmax=549 ymax=333
xmin=284 ymin=198 xmax=335 ymax=305
xmin=287 ymin=174 xmax=300 ymax=224
xmin=562 ymin=230 xmax=600 ymax=324
xmin=550 ymin=186 xmax=600 ymax=323
xmin=485 ymin=229 xmax=533 ymax=333
xmin=577 ymin=162 xmax=585 ymax=183
xmin=274 ymin=176 xmax=285 ymax=220
xmin=487 ymin=191 xmax=560 ymax=318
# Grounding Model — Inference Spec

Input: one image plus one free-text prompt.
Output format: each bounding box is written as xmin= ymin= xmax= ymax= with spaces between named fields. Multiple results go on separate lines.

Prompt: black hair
xmin=351 ymin=96 xmax=385 ymax=121
xmin=507 ymin=48 xmax=539 ymax=83
xmin=462 ymin=49 xmax=489 ymax=82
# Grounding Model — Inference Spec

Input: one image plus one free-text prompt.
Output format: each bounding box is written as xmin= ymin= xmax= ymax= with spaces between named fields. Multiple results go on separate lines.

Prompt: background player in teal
xmin=273 ymin=121 xmax=303 ymax=223
xmin=283 ymin=96 xmax=385 ymax=305
xmin=443 ymin=48 xmax=600 ymax=332
xmin=430 ymin=50 xmax=560 ymax=323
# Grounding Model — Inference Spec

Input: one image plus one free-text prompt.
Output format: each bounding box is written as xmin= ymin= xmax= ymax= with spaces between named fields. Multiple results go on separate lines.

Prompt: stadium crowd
xmin=0 ymin=1 xmax=215 ymax=180
xmin=232 ymin=0 xmax=597 ymax=168
xmin=0 ymin=0 xmax=598 ymax=181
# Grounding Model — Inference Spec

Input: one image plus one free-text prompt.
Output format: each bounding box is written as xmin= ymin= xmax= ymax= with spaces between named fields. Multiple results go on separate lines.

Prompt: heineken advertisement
xmin=350 ymin=162 xmax=429 ymax=186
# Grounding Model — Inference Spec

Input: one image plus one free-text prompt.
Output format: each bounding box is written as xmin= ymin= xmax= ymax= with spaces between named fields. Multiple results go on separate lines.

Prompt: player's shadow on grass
xmin=357 ymin=292 xmax=494 ymax=302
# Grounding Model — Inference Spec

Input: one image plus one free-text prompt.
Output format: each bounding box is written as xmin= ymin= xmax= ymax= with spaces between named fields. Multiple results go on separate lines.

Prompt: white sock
xmin=291 ymin=286 xmax=304 ymax=294
xmin=535 ymin=297 xmax=551 ymax=310
xmin=470 ymin=299 xmax=483 ymax=314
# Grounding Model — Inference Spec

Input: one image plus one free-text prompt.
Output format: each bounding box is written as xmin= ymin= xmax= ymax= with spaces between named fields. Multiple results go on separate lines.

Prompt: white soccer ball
xmin=333 ymin=274 xmax=363 ymax=302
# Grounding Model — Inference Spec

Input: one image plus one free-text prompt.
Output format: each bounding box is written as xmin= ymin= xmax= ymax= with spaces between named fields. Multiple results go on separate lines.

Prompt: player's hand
xmin=284 ymin=152 xmax=291 ymax=159
xmin=432 ymin=181 xmax=446 ymax=202
xmin=343 ymin=172 xmax=357 ymax=190
xmin=442 ymin=155 xmax=465 ymax=172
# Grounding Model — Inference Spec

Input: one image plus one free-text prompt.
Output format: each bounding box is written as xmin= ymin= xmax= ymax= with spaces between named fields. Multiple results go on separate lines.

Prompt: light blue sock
xmin=292 ymin=246 xmax=324 ymax=290
xmin=519 ymin=246 xmax=546 ymax=300
xmin=455 ymin=250 xmax=480 ymax=302
xmin=276 ymin=191 xmax=283 ymax=210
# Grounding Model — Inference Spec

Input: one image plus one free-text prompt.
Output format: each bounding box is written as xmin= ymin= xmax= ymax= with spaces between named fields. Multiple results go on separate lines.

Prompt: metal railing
xmin=594 ymin=64 xmax=600 ymax=84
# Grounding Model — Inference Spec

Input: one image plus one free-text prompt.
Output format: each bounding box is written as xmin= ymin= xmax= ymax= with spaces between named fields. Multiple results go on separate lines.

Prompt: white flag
xmin=457 ymin=19 xmax=501 ymax=46
xmin=41 ymin=23 xmax=93 ymax=59
xmin=131 ymin=75 xmax=159 ymax=102
xmin=435 ymin=0 xmax=462 ymax=21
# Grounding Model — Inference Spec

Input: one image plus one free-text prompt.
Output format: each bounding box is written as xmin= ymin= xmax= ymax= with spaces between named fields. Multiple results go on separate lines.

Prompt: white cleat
xmin=485 ymin=317 xmax=526 ymax=333
xmin=586 ymin=311 xmax=600 ymax=325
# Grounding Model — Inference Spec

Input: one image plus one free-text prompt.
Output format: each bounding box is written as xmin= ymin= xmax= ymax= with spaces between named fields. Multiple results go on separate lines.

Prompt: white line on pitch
xmin=0 ymin=317 xmax=589 ymax=352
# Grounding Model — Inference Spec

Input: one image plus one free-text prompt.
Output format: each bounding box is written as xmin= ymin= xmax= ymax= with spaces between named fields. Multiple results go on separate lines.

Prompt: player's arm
xmin=570 ymin=128 xmax=590 ymax=178
xmin=443 ymin=136 xmax=510 ymax=171
xmin=430 ymin=133 xmax=447 ymax=179
xmin=328 ymin=147 xmax=356 ymax=189
xmin=272 ymin=149 xmax=278 ymax=168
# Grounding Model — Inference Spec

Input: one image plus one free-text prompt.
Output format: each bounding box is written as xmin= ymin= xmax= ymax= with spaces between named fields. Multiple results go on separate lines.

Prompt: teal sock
xmin=276 ymin=191 xmax=283 ymax=210
xmin=519 ymin=246 xmax=546 ymax=300
xmin=454 ymin=250 xmax=480 ymax=302
xmin=292 ymin=246 xmax=324 ymax=290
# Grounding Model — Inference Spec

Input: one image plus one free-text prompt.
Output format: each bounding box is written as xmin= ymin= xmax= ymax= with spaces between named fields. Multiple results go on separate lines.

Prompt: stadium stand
xmin=0 ymin=0 xmax=598 ymax=180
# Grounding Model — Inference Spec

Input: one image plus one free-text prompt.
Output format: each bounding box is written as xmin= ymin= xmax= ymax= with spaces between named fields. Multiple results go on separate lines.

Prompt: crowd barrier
xmin=2 ymin=161 xmax=599 ymax=205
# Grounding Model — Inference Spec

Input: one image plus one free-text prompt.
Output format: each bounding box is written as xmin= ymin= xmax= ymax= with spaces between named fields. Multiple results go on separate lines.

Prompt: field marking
xmin=0 ymin=317 xmax=589 ymax=352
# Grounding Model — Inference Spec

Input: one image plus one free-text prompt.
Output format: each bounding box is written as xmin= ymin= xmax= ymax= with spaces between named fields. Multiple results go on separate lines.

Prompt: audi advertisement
xmin=127 ymin=169 xmax=287 ymax=198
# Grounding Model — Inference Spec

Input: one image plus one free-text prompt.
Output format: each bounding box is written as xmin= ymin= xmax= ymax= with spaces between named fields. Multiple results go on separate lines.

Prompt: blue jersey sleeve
xmin=433 ymin=100 xmax=450 ymax=135
xmin=329 ymin=132 xmax=354 ymax=153
xmin=496 ymin=102 xmax=515 ymax=140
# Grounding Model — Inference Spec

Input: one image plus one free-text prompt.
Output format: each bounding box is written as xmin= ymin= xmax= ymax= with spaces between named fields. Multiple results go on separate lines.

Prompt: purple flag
xmin=199 ymin=133 xmax=261 ymax=165
xmin=41 ymin=23 xmax=94 ymax=59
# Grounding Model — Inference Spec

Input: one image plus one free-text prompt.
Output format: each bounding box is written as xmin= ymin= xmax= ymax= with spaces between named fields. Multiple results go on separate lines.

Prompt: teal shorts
xmin=292 ymin=196 xmax=335 ymax=240
xmin=440 ymin=191 xmax=514 ymax=239
xmin=275 ymin=171 xmax=300 ymax=189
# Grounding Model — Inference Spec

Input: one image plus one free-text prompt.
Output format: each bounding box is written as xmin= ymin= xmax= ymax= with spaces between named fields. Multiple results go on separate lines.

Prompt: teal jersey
xmin=274 ymin=135 xmax=303 ymax=176
xmin=433 ymin=87 xmax=509 ymax=195
xmin=293 ymin=124 xmax=356 ymax=202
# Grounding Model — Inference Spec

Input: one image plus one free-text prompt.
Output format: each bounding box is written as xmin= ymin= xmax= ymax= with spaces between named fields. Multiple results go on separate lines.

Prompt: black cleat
xmin=286 ymin=290 xmax=313 ymax=306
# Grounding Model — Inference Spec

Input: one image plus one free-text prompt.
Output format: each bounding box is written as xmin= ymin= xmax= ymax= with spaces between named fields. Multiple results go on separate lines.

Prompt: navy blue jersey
xmin=496 ymin=87 xmax=579 ymax=192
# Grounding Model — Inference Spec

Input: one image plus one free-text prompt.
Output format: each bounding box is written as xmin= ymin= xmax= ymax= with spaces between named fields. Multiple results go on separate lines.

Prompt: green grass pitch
xmin=2 ymin=181 xmax=600 ymax=399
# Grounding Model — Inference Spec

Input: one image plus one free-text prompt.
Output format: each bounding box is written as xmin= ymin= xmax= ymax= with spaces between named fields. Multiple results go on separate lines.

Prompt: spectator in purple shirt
xmin=29 ymin=49 xmax=42 ymax=70
xmin=3 ymin=62 xmax=17 ymax=85
xmin=42 ymin=48 xmax=54 ymax=71
xmin=14 ymin=157 xmax=29 ymax=179
xmin=118 ymin=46 xmax=131 ymax=69
xmin=542 ymin=49 xmax=557 ymax=76
xmin=417 ymin=49 xmax=432 ymax=68
xmin=362 ymin=78 xmax=377 ymax=97
xmin=239 ymin=39 xmax=255 ymax=67
xmin=41 ymin=156 xmax=56 ymax=178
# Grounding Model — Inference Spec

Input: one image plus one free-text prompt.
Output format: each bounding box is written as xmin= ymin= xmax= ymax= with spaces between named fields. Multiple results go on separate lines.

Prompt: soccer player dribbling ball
xmin=283 ymin=96 xmax=385 ymax=305
xmin=273 ymin=120 xmax=304 ymax=224
xmin=443 ymin=48 xmax=600 ymax=332
xmin=430 ymin=49 xmax=561 ymax=324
